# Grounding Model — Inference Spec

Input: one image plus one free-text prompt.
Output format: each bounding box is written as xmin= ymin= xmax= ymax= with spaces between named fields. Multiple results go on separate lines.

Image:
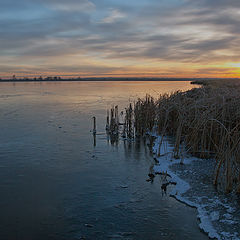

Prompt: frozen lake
xmin=0 ymin=81 xmax=208 ymax=240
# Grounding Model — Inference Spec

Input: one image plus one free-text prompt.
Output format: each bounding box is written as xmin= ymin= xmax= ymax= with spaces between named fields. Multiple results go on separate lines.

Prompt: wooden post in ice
xmin=106 ymin=110 xmax=110 ymax=132
xmin=115 ymin=105 xmax=119 ymax=126
xmin=110 ymin=108 xmax=115 ymax=133
xmin=93 ymin=133 xmax=96 ymax=147
xmin=93 ymin=116 xmax=96 ymax=135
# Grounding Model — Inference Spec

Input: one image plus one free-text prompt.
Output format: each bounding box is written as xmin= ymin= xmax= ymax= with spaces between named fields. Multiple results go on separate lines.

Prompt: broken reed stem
xmin=106 ymin=105 xmax=119 ymax=136
xmin=93 ymin=116 xmax=96 ymax=135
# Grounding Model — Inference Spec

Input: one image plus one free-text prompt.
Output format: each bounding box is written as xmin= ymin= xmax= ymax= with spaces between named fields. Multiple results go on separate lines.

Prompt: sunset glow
xmin=1 ymin=0 xmax=240 ymax=78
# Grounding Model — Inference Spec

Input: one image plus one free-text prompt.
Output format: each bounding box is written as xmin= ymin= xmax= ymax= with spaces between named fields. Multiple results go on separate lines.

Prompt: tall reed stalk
xmin=118 ymin=81 xmax=240 ymax=194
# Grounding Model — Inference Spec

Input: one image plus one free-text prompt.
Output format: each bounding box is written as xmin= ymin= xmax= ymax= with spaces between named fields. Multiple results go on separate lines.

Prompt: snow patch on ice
xmin=220 ymin=219 xmax=236 ymax=225
xmin=210 ymin=211 xmax=219 ymax=221
xmin=223 ymin=213 xmax=233 ymax=219
xmin=151 ymin=135 xmax=240 ymax=240
xmin=221 ymin=231 xmax=239 ymax=240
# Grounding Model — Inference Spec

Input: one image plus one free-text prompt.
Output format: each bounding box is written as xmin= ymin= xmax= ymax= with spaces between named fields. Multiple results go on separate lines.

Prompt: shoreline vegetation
xmin=107 ymin=79 xmax=240 ymax=195
xmin=0 ymin=77 xmax=240 ymax=82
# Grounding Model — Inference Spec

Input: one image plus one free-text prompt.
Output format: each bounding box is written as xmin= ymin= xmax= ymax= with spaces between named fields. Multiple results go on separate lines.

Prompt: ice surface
xmin=151 ymin=135 xmax=240 ymax=240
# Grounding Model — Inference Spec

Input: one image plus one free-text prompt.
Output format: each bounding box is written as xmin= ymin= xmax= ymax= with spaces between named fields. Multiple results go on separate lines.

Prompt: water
xmin=0 ymin=81 xmax=208 ymax=240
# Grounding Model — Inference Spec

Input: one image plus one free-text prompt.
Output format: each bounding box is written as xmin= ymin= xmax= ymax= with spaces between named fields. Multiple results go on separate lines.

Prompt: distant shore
xmin=0 ymin=77 xmax=239 ymax=83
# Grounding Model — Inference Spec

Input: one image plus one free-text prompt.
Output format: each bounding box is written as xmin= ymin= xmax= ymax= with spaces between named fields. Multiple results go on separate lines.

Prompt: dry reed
xmin=107 ymin=80 xmax=240 ymax=194
xmin=154 ymin=85 xmax=240 ymax=194
xmin=121 ymin=81 xmax=240 ymax=194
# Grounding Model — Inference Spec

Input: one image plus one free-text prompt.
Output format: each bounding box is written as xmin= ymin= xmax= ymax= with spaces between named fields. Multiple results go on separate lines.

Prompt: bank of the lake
xmin=116 ymin=80 xmax=240 ymax=239
xmin=151 ymin=136 xmax=240 ymax=240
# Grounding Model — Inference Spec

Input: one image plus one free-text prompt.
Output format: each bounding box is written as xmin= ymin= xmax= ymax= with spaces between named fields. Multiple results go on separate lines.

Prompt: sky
xmin=0 ymin=0 xmax=240 ymax=78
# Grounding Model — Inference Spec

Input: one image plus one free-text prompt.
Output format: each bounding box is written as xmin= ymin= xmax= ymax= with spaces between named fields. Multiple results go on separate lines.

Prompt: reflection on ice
xmin=0 ymin=81 xmax=209 ymax=240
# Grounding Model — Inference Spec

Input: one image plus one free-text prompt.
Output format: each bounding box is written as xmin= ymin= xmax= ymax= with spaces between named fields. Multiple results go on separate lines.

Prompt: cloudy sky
xmin=1 ymin=0 xmax=240 ymax=78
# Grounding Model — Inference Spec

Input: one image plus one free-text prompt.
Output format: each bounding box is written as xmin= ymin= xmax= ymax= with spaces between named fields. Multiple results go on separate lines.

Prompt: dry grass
xmin=122 ymin=80 xmax=240 ymax=194
xmin=191 ymin=78 xmax=240 ymax=88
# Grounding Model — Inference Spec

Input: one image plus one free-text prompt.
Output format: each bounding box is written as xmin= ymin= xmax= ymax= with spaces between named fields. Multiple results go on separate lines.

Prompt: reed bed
xmin=156 ymin=86 xmax=240 ymax=194
xmin=117 ymin=82 xmax=240 ymax=194
xmin=106 ymin=106 xmax=119 ymax=135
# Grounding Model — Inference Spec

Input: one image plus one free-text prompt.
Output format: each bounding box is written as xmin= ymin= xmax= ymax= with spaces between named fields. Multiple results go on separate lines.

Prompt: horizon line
xmin=1 ymin=76 xmax=240 ymax=82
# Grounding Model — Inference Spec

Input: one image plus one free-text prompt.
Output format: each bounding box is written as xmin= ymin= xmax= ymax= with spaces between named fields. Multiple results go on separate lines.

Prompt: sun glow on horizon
xmin=1 ymin=0 xmax=240 ymax=79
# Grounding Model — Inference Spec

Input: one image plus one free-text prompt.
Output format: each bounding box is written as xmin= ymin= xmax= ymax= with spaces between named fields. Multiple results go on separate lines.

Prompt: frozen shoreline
xmin=151 ymin=135 xmax=240 ymax=240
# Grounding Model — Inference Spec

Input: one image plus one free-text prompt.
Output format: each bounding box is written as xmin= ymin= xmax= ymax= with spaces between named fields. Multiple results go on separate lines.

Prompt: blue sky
xmin=0 ymin=0 xmax=240 ymax=78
